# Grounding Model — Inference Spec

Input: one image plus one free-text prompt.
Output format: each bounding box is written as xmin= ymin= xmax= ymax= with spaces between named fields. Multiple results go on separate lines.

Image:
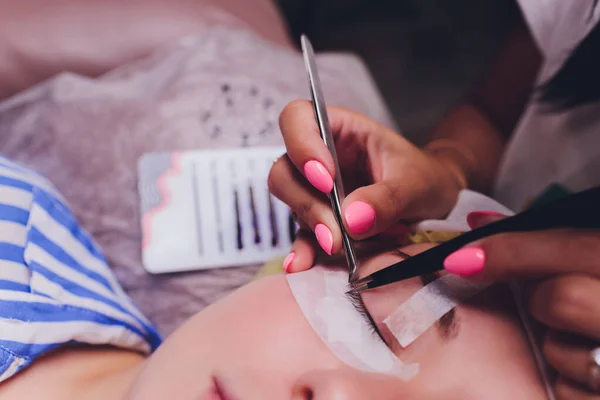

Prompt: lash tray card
xmin=138 ymin=147 xmax=293 ymax=274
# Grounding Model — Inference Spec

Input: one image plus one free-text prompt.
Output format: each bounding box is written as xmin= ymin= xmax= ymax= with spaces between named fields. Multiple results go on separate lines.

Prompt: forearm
xmin=424 ymin=14 xmax=542 ymax=194
xmin=425 ymin=103 xmax=506 ymax=194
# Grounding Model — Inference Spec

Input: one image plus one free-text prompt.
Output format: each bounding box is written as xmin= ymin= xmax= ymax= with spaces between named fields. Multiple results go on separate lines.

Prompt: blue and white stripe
xmin=0 ymin=155 xmax=161 ymax=383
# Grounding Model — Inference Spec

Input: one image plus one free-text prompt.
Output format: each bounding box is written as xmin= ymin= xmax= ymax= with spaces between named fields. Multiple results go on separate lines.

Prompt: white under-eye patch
xmin=384 ymin=189 xmax=511 ymax=347
xmin=415 ymin=189 xmax=513 ymax=233
xmin=384 ymin=275 xmax=489 ymax=347
xmin=287 ymin=266 xmax=419 ymax=380
xmin=288 ymin=190 xmax=513 ymax=376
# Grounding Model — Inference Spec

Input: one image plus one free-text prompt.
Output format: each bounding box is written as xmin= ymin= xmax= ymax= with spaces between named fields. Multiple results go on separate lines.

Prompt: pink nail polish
xmin=304 ymin=160 xmax=333 ymax=193
xmin=315 ymin=224 xmax=333 ymax=255
xmin=345 ymin=201 xmax=375 ymax=234
xmin=444 ymin=247 xmax=486 ymax=276
xmin=467 ymin=211 xmax=507 ymax=230
xmin=283 ymin=253 xmax=295 ymax=273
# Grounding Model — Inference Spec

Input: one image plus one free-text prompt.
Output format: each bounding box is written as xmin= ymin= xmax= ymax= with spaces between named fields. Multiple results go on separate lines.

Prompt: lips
xmin=212 ymin=376 xmax=238 ymax=400
xmin=201 ymin=378 xmax=226 ymax=400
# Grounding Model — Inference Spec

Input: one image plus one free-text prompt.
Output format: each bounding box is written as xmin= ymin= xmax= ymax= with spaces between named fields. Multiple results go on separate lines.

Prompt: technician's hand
xmin=269 ymin=100 xmax=465 ymax=272
xmin=445 ymin=212 xmax=600 ymax=400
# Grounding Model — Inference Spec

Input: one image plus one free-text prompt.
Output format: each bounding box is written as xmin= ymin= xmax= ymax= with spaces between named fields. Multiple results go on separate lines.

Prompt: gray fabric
xmin=0 ymin=27 xmax=393 ymax=336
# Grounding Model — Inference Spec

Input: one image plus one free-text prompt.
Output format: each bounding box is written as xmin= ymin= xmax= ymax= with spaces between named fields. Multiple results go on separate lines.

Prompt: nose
xmin=291 ymin=369 xmax=399 ymax=400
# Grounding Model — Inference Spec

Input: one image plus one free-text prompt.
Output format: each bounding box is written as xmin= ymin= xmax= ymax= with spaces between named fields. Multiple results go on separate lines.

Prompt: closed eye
xmin=346 ymin=248 xmax=458 ymax=350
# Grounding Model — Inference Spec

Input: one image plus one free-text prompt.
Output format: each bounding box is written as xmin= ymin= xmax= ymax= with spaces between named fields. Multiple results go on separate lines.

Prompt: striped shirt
xmin=0 ymin=155 xmax=161 ymax=383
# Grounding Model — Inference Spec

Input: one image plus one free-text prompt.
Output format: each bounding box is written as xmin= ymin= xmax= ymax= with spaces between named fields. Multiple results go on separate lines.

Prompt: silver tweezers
xmin=301 ymin=35 xmax=359 ymax=282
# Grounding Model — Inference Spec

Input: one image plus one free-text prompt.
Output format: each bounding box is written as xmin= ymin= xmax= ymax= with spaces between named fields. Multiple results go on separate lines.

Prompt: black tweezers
xmin=350 ymin=185 xmax=600 ymax=293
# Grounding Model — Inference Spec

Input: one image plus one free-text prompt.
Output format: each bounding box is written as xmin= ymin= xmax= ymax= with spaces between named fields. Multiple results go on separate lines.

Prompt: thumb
xmin=342 ymin=171 xmax=457 ymax=239
xmin=341 ymin=179 xmax=415 ymax=239
xmin=466 ymin=210 xmax=509 ymax=229
xmin=443 ymin=228 xmax=600 ymax=282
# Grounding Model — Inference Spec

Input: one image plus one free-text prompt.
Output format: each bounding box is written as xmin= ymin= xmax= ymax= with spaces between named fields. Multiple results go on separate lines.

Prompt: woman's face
xmin=127 ymin=244 xmax=547 ymax=400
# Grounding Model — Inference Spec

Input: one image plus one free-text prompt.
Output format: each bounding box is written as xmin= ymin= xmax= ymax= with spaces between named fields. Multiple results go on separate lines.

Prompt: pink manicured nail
xmin=315 ymin=224 xmax=333 ymax=255
xmin=345 ymin=201 xmax=376 ymax=234
xmin=467 ymin=211 xmax=507 ymax=229
xmin=304 ymin=160 xmax=333 ymax=193
xmin=444 ymin=247 xmax=486 ymax=276
xmin=283 ymin=253 xmax=295 ymax=273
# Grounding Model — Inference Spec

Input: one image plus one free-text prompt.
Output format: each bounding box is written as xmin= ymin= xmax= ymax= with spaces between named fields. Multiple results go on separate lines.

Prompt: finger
xmin=341 ymin=178 xmax=436 ymax=239
xmin=268 ymin=156 xmax=342 ymax=255
xmin=529 ymin=275 xmax=600 ymax=339
xmin=555 ymin=376 xmax=600 ymax=400
xmin=278 ymin=100 xmax=378 ymax=193
xmin=466 ymin=211 xmax=509 ymax=230
xmin=544 ymin=331 xmax=598 ymax=387
xmin=285 ymin=229 xmax=319 ymax=273
xmin=341 ymin=150 xmax=463 ymax=239
xmin=341 ymin=183 xmax=394 ymax=238
xmin=279 ymin=100 xmax=334 ymax=192
xmin=443 ymin=228 xmax=600 ymax=281
xmin=380 ymin=223 xmax=412 ymax=238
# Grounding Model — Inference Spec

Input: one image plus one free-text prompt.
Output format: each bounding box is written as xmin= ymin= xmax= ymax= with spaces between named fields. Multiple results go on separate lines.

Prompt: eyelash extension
xmin=345 ymin=288 xmax=388 ymax=346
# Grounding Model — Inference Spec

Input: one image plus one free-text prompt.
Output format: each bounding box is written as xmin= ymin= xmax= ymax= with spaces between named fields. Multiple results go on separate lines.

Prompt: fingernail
xmin=467 ymin=211 xmax=507 ymax=230
xmin=444 ymin=247 xmax=486 ymax=276
xmin=345 ymin=201 xmax=375 ymax=234
xmin=315 ymin=224 xmax=333 ymax=255
xmin=283 ymin=252 xmax=295 ymax=273
xmin=304 ymin=160 xmax=333 ymax=193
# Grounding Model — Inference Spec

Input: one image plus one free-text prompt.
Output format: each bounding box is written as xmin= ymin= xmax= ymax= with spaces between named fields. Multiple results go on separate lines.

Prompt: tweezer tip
xmin=346 ymin=283 xmax=369 ymax=295
xmin=353 ymin=275 xmax=372 ymax=285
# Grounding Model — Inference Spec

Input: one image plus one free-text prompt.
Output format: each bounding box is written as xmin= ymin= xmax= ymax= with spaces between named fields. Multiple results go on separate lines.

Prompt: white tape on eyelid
xmin=384 ymin=274 xmax=489 ymax=348
xmin=287 ymin=266 xmax=419 ymax=380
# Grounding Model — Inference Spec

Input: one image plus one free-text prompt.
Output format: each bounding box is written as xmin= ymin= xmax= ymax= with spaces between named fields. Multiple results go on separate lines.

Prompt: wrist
xmin=424 ymin=138 xmax=476 ymax=191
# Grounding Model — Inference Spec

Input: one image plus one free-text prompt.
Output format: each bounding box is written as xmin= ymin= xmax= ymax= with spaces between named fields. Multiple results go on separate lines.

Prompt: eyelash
xmin=345 ymin=289 xmax=388 ymax=345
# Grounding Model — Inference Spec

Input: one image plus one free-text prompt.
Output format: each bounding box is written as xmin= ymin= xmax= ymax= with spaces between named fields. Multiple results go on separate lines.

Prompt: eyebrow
xmin=346 ymin=274 xmax=458 ymax=350
xmin=391 ymin=248 xmax=458 ymax=339
xmin=349 ymin=249 xmax=459 ymax=348
xmin=419 ymin=272 xmax=458 ymax=339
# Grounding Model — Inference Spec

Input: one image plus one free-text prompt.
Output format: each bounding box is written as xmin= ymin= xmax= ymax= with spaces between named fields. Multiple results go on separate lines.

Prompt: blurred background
xmin=278 ymin=0 xmax=519 ymax=144
xmin=0 ymin=0 xmax=521 ymax=145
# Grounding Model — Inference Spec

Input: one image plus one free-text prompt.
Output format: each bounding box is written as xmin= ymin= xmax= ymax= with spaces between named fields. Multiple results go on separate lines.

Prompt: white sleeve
xmin=516 ymin=0 xmax=600 ymax=80
xmin=516 ymin=0 xmax=555 ymax=58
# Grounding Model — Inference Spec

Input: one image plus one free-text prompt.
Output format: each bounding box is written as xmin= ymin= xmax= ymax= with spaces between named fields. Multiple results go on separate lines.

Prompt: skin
xmin=270 ymin=10 xmax=600 ymax=397
xmin=455 ymin=214 xmax=600 ymax=399
xmin=268 ymin=10 xmax=542 ymax=272
xmin=0 ymin=0 xmax=292 ymax=99
xmin=0 ymin=244 xmax=547 ymax=400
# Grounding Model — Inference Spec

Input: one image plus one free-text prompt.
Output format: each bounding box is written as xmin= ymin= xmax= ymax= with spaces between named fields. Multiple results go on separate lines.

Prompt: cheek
xmin=182 ymin=275 xmax=344 ymax=382
xmin=399 ymin=305 xmax=545 ymax=399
